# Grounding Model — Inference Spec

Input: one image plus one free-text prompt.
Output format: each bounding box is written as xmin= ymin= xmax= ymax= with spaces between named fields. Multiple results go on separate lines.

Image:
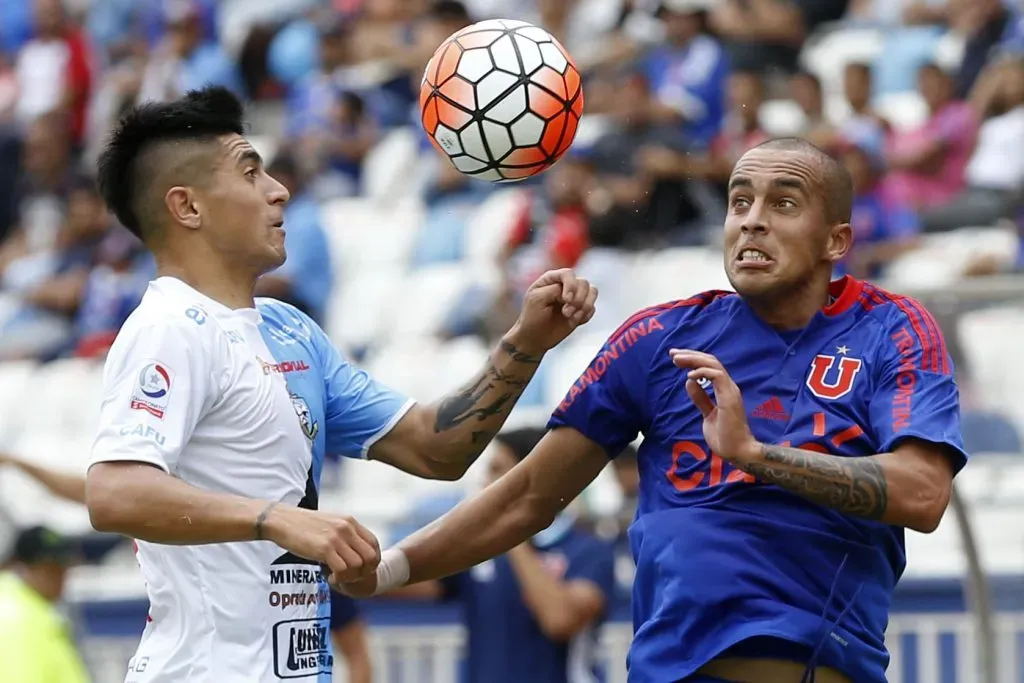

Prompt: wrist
xmin=502 ymin=326 xmax=547 ymax=360
xmin=731 ymin=441 xmax=766 ymax=468
xmin=255 ymin=501 xmax=283 ymax=542
xmin=374 ymin=547 xmax=410 ymax=595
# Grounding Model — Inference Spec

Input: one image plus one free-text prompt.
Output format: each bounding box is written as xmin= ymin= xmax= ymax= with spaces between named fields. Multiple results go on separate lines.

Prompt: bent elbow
xmin=904 ymin=484 xmax=951 ymax=534
xmin=85 ymin=469 xmax=130 ymax=533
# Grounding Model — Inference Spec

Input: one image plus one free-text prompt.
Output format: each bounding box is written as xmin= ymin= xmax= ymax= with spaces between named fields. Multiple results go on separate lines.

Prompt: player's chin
xmin=727 ymin=266 xmax=780 ymax=296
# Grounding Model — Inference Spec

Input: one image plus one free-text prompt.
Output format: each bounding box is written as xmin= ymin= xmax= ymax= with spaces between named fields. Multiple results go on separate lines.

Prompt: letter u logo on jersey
xmin=806 ymin=354 xmax=864 ymax=400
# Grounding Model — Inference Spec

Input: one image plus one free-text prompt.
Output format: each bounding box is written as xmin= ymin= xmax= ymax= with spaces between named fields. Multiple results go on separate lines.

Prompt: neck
xmin=155 ymin=251 xmax=258 ymax=310
xmin=744 ymin=274 xmax=832 ymax=330
xmin=15 ymin=567 xmax=57 ymax=603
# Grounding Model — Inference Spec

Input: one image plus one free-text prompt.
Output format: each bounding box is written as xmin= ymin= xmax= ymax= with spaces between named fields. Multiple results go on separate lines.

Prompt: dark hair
xmin=427 ymin=1 xmax=471 ymax=23
xmin=748 ymin=137 xmax=854 ymax=224
xmin=96 ymin=86 xmax=246 ymax=239
xmin=792 ymin=70 xmax=822 ymax=92
xmin=493 ymin=428 xmax=547 ymax=462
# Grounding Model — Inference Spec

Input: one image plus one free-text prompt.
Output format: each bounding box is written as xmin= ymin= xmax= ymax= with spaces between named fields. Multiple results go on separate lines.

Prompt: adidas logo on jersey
xmin=752 ymin=397 xmax=789 ymax=421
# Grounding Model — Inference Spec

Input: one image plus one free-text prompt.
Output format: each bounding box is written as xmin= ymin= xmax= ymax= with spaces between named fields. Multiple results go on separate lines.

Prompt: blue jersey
xmin=444 ymin=519 xmax=617 ymax=683
xmin=547 ymin=276 xmax=966 ymax=683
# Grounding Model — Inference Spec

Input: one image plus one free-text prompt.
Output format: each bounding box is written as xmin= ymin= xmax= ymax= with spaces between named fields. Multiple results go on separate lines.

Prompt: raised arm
xmin=367 ymin=269 xmax=597 ymax=480
xmin=340 ymin=427 xmax=609 ymax=596
xmin=0 ymin=452 xmax=87 ymax=504
xmin=672 ymin=345 xmax=964 ymax=533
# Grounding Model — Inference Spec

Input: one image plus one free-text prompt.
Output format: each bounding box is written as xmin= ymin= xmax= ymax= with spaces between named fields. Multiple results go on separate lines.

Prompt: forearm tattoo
xmin=433 ymin=341 xmax=543 ymax=460
xmin=742 ymin=445 xmax=889 ymax=520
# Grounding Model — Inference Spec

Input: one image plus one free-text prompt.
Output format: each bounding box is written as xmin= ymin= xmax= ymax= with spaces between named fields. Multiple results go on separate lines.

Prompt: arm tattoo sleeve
xmin=432 ymin=340 xmax=544 ymax=461
xmin=742 ymin=445 xmax=889 ymax=520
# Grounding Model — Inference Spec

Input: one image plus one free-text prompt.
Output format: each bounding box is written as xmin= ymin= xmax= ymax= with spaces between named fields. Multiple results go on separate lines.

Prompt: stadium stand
xmin=3 ymin=0 xmax=1024 ymax=681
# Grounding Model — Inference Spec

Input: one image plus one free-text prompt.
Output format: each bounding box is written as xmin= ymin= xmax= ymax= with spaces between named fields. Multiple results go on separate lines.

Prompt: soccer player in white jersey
xmin=84 ymin=86 xmax=597 ymax=683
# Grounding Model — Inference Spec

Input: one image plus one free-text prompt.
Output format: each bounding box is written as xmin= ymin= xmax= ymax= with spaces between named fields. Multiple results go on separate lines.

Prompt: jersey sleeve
xmin=563 ymin=537 xmax=616 ymax=611
xmin=309 ymin=318 xmax=415 ymax=459
xmin=89 ymin=320 xmax=216 ymax=474
xmin=868 ymin=302 xmax=968 ymax=473
xmin=547 ymin=321 xmax=653 ymax=458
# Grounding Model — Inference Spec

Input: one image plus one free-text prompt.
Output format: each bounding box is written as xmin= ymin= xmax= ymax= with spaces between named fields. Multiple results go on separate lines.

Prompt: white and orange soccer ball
xmin=419 ymin=19 xmax=584 ymax=182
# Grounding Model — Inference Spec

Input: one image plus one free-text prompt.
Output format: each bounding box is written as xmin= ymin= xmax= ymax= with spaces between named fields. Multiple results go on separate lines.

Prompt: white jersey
xmin=90 ymin=277 xmax=412 ymax=683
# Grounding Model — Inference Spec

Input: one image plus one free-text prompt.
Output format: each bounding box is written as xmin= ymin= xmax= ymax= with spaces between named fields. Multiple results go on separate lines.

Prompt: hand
xmin=670 ymin=350 xmax=762 ymax=465
xmin=336 ymin=572 xmax=378 ymax=598
xmin=263 ymin=506 xmax=381 ymax=584
xmin=508 ymin=269 xmax=597 ymax=356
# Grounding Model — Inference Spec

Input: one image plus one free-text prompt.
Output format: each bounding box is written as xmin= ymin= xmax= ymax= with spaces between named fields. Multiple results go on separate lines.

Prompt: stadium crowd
xmin=2 ymin=0 xmax=1024 ymax=681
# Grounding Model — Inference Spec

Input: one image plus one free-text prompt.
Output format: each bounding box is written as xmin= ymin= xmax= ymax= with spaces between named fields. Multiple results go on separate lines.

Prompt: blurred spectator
xmin=0 ymin=526 xmax=89 ymax=683
xmin=642 ymin=0 xmax=729 ymax=150
xmin=957 ymin=367 xmax=1022 ymax=453
xmin=587 ymin=71 xmax=704 ymax=247
xmin=412 ymin=159 xmax=488 ymax=267
xmin=950 ymin=0 xmax=1024 ymax=98
xmin=137 ymin=0 xmax=243 ymax=103
xmin=254 ymin=154 xmax=335 ymax=323
xmin=840 ymin=62 xmax=889 ymax=138
xmin=871 ymin=1 xmax=948 ymax=95
xmin=710 ymin=0 xmax=850 ymax=75
xmin=0 ymin=53 xmax=17 ymax=122
xmin=70 ymin=228 xmax=152 ymax=359
xmin=789 ymin=70 xmax=839 ymax=149
xmin=0 ymin=173 xmax=110 ymax=361
xmin=14 ymin=0 xmax=93 ymax=146
xmin=284 ymin=22 xmax=379 ymax=197
xmin=5 ymin=111 xmax=74 ymax=251
xmin=706 ymin=71 xmax=771 ymax=185
xmin=836 ymin=131 xmax=922 ymax=279
xmin=884 ymin=63 xmax=979 ymax=211
xmin=329 ymin=592 xmax=373 ymax=683
xmin=390 ymin=428 xmax=616 ymax=683
xmin=920 ymin=57 xmax=1024 ymax=232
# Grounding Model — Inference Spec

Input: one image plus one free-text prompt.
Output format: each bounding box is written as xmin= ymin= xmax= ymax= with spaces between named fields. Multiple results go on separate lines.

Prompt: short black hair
xmin=426 ymin=1 xmax=471 ymax=23
xmin=494 ymin=428 xmax=547 ymax=462
xmin=96 ymin=86 xmax=246 ymax=239
xmin=748 ymin=137 xmax=854 ymax=224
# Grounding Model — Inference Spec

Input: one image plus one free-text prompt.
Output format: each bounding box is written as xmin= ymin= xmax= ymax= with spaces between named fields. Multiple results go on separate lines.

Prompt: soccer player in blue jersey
xmin=82 ymin=86 xmax=597 ymax=683
xmin=346 ymin=137 xmax=966 ymax=683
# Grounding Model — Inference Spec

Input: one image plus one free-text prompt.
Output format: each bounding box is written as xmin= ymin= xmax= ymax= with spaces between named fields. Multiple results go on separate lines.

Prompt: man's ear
xmin=164 ymin=186 xmax=203 ymax=231
xmin=827 ymin=222 xmax=854 ymax=264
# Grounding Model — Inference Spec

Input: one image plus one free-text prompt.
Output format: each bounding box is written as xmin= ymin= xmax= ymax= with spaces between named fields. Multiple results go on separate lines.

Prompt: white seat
xmin=24 ymin=358 xmax=104 ymax=441
xmin=329 ymin=458 xmax=415 ymax=528
xmin=325 ymin=269 xmax=403 ymax=351
xmin=543 ymin=334 xmax=606 ymax=409
xmin=573 ymin=248 xmax=634 ymax=340
xmin=0 ymin=360 xmax=39 ymax=444
xmin=875 ymin=91 xmax=928 ymax=132
xmin=574 ymin=113 xmax=612 ymax=149
xmin=883 ymin=225 xmax=1018 ymax=289
xmin=425 ymin=337 xmax=491 ymax=402
xmin=362 ymin=338 xmax=443 ymax=399
xmin=627 ymin=248 xmax=731 ymax=314
xmin=957 ymin=307 xmax=1024 ymax=425
xmin=800 ymin=26 xmax=885 ymax=97
xmin=464 ymin=188 xmax=528 ymax=265
xmin=758 ymin=99 xmax=808 ymax=137
xmin=383 ymin=263 xmax=487 ymax=343
xmin=361 ymin=128 xmax=421 ymax=202
xmin=903 ymin=510 xmax=967 ymax=579
xmin=3 ymin=433 xmax=93 ymax=534
xmin=320 ymin=198 xmax=422 ymax=277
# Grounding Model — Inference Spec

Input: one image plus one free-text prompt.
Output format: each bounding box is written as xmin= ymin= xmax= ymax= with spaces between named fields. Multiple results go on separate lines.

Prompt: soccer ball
xmin=420 ymin=19 xmax=584 ymax=183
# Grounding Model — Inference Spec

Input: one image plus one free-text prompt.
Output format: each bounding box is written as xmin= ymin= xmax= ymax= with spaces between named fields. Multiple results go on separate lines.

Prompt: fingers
xmin=685 ymin=378 xmax=716 ymax=418
xmin=527 ymin=269 xmax=597 ymax=325
xmin=669 ymin=349 xmax=725 ymax=371
xmin=579 ymin=285 xmax=598 ymax=325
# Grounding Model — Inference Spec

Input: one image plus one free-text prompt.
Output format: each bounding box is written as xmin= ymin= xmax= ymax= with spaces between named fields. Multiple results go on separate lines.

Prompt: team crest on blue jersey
xmin=290 ymin=393 xmax=319 ymax=440
xmin=806 ymin=351 xmax=864 ymax=400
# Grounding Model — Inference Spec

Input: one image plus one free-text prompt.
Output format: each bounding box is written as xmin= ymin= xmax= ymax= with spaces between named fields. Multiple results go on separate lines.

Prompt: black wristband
xmin=255 ymin=501 xmax=279 ymax=541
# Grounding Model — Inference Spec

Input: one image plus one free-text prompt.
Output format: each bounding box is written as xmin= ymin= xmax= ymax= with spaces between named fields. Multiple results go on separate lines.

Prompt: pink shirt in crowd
xmin=883 ymin=101 xmax=978 ymax=209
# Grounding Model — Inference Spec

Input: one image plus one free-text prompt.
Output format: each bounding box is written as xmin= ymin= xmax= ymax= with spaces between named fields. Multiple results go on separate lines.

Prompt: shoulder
xmin=256 ymin=297 xmax=335 ymax=356
xmin=108 ymin=292 xmax=214 ymax=357
xmin=608 ymin=290 xmax=736 ymax=345
xmin=857 ymin=282 xmax=951 ymax=374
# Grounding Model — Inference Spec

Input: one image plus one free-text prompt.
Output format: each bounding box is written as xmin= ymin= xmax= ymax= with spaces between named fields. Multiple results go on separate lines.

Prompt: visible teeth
xmin=742 ymin=249 xmax=768 ymax=262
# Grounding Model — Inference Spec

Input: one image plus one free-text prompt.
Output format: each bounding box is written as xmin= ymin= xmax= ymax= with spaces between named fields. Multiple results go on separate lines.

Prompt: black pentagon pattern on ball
xmin=426 ymin=21 xmax=580 ymax=182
